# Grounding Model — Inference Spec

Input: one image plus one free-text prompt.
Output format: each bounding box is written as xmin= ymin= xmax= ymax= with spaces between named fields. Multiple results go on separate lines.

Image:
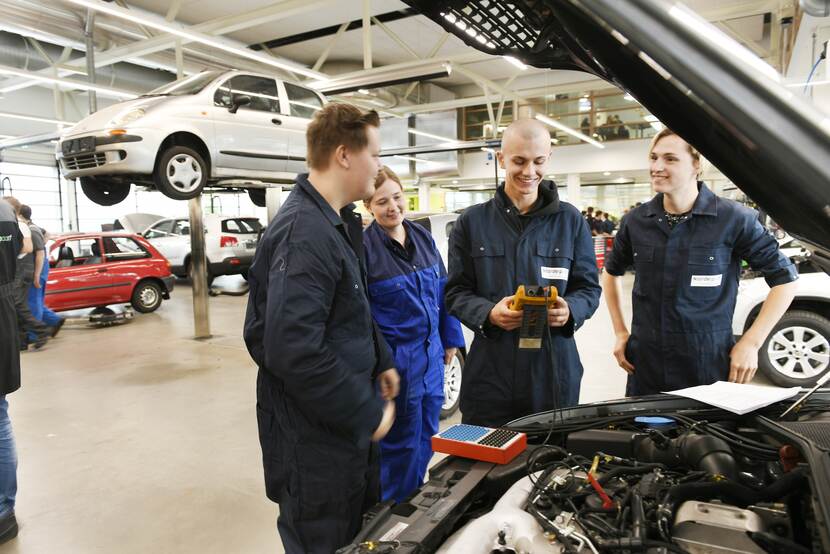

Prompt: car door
xmin=45 ymin=237 xmax=114 ymax=311
xmin=143 ymin=219 xmax=177 ymax=260
xmin=277 ymin=81 xmax=324 ymax=175
xmin=100 ymin=236 xmax=153 ymax=303
xmin=211 ymin=74 xmax=288 ymax=175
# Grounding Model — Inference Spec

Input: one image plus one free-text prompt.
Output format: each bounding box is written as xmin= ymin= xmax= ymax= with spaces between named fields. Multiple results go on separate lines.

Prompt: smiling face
xmin=649 ymin=133 xmax=700 ymax=195
xmin=367 ymin=178 xmax=406 ymax=231
xmin=498 ymin=120 xmax=552 ymax=203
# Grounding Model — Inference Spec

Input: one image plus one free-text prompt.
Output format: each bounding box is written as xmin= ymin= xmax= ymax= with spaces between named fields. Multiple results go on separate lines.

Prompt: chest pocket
xmin=331 ymin=259 xmax=369 ymax=339
xmin=683 ymin=246 xmax=732 ymax=302
xmin=471 ymin=242 xmax=507 ymax=299
xmin=631 ymin=244 xmax=655 ymax=296
xmin=536 ymin=242 xmax=573 ymax=293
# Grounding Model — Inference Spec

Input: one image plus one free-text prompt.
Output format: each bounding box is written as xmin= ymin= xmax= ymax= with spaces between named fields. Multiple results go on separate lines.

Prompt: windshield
xmin=142 ymin=71 xmax=224 ymax=97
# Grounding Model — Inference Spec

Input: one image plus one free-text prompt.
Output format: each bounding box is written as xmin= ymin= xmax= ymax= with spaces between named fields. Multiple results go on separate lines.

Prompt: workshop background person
xmin=19 ymin=206 xmax=64 ymax=342
xmin=446 ymin=119 xmax=602 ymax=427
xmin=243 ymin=103 xmax=399 ymax=554
xmin=0 ymin=198 xmax=22 ymax=543
xmin=363 ymin=166 xmax=465 ymax=503
xmin=4 ymin=197 xmax=49 ymax=351
xmin=602 ymin=128 xmax=797 ymax=395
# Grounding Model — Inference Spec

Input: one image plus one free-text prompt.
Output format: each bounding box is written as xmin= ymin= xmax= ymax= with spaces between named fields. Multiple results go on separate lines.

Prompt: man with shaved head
xmin=446 ymin=119 xmax=601 ymax=426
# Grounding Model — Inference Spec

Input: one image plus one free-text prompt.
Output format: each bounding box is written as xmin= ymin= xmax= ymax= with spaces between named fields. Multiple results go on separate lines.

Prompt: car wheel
xmin=79 ymin=177 xmax=131 ymax=206
xmin=248 ymin=188 xmax=266 ymax=207
xmin=131 ymin=281 xmax=163 ymax=313
xmin=758 ymin=310 xmax=830 ymax=387
xmin=187 ymin=259 xmax=214 ymax=287
xmin=154 ymin=146 xmax=208 ymax=200
xmin=441 ymin=350 xmax=464 ymax=419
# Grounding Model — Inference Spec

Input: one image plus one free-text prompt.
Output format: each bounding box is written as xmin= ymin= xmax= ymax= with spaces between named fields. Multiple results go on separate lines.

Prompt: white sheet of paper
xmin=664 ymin=381 xmax=801 ymax=415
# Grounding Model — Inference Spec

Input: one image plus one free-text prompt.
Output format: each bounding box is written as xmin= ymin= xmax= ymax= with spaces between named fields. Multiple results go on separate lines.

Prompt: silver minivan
xmin=56 ymin=70 xmax=325 ymax=206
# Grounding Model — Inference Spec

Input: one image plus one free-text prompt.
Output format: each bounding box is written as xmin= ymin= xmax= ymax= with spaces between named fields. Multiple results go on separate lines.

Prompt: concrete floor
xmin=4 ymin=275 xmax=632 ymax=553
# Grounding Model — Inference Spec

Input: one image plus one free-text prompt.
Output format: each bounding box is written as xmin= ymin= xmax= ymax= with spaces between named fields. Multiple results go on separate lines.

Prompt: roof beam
xmin=2 ymin=0 xmax=334 ymax=93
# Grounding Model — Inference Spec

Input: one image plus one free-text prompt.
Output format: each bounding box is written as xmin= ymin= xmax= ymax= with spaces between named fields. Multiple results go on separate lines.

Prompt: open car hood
xmin=404 ymin=0 xmax=830 ymax=271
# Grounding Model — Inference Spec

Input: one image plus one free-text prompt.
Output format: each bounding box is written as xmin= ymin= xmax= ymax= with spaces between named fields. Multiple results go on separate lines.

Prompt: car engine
xmin=343 ymin=400 xmax=830 ymax=554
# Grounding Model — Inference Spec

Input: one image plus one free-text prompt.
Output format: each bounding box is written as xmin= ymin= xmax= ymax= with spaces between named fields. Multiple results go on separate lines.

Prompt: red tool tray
xmin=431 ymin=424 xmax=527 ymax=465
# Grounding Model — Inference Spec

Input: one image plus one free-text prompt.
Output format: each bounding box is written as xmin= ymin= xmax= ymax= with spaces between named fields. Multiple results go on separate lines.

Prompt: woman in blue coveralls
xmin=364 ymin=166 xmax=465 ymax=503
xmin=602 ymin=128 xmax=798 ymax=395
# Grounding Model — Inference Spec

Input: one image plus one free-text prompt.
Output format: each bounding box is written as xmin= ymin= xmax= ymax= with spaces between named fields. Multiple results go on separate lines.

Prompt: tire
xmin=154 ymin=145 xmax=208 ymax=200
xmin=441 ymin=350 xmax=464 ymax=419
xmin=248 ymin=188 xmax=266 ymax=207
xmin=79 ymin=177 xmax=131 ymax=206
xmin=758 ymin=310 xmax=830 ymax=387
xmin=186 ymin=259 xmax=214 ymax=287
xmin=131 ymin=280 xmax=163 ymax=313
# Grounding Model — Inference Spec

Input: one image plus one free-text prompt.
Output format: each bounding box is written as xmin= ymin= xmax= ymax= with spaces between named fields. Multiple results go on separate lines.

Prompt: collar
xmin=644 ymin=181 xmax=717 ymax=218
xmin=494 ymin=180 xmax=560 ymax=215
xmin=295 ymin=173 xmax=348 ymax=228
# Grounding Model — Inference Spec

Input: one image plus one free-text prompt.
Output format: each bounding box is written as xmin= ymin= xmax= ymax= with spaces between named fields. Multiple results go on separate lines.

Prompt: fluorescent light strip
xmin=785 ymin=79 xmax=830 ymax=88
xmin=394 ymin=155 xmax=437 ymax=164
xmin=534 ymin=113 xmax=605 ymax=149
xmin=62 ymin=0 xmax=324 ymax=80
xmin=0 ymin=65 xmax=135 ymax=99
xmin=407 ymin=128 xmax=458 ymax=143
xmin=0 ymin=111 xmax=74 ymax=126
xmin=503 ymin=56 xmax=527 ymax=71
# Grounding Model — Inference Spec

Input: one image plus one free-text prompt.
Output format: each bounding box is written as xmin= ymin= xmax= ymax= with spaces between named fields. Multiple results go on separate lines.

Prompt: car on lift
xmin=46 ymin=232 xmax=174 ymax=313
xmin=346 ymin=1 xmax=830 ymax=553
xmin=55 ymin=70 xmax=325 ymax=206
xmin=141 ymin=214 xmax=263 ymax=284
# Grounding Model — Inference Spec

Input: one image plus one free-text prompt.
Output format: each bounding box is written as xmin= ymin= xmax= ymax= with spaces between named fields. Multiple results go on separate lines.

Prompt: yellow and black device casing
xmin=510 ymin=285 xmax=558 ymax=350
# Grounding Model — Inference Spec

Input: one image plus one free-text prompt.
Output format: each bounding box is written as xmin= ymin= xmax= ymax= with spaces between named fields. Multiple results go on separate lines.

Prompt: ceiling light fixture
xmin=407 ymin=128 xmax=458 ymax=143
xmin=62 ymin=0 xmax=324 ymax=80
xmin=0 ymin=111 xmax=74 ymax=126
xmin=309 ymin=63 xmax=452 ymax=95
xmin=0 ymin=64 xmax=134 ymax=99
xmin=534 ymin=113 xmax=605 ymax=149
xmin=503 ymin=56 xmax=527 ymax=70
xmin=394 ymin=155 xmax=437 ymax=164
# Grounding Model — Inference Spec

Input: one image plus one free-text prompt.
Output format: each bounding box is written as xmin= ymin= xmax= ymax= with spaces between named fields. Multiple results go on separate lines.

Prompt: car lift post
xmin=265 ymin=186 xmax=282 ymax=223
xmin=188 ymin=196 xmax=211 ymax=339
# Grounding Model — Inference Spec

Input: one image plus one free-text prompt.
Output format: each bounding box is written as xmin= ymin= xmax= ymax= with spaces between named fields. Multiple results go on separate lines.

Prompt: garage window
xmin=284 ymin=83 xmax=323 ymax=119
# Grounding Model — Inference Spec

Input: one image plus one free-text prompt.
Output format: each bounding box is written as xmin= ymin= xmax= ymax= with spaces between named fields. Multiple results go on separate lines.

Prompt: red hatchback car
xmin=45 ymin=232 xmax=175 ymax=313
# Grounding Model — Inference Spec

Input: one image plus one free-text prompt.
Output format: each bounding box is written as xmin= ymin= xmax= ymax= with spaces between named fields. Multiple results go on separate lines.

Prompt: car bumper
xmin=161 ymin=275 xmax=175 ymax=297
xmin=209 ymin=255 xmax=253 ymax=276
xmin=56 ymin=127 xmax=165 ymax=178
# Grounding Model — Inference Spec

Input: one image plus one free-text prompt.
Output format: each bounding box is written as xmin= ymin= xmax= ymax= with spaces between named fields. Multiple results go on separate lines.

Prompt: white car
xmin=141 ymin=214 xmax=262 ymax=284
xmin=409 ymin=212 xmax=472 ymax=419
xmin=57 ymin=70 xmax=325 ymax=206
xmin=734 ymin=269 xmax=830 ymax=387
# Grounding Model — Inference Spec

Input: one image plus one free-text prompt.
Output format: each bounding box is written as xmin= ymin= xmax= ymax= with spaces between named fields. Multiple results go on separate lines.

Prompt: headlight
xmin=109 ymin=108 xmax=145 ymax=127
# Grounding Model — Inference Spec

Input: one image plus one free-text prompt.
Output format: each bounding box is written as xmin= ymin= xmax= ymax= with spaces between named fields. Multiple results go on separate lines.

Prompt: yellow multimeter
xmin=510 ymin=285 xmax=558 ymax=349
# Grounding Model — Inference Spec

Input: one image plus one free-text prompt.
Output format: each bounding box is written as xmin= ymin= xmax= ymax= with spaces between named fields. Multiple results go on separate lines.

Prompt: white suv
xmin=141 ymin=214 xmax=262 ymax=284
xmin=56 ymin=70 xmax=325 ymax=206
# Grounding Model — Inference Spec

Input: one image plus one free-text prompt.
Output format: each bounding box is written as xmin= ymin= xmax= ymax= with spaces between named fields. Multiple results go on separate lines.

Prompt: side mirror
xmin=228 ymin=95 xmax=251 ymax=114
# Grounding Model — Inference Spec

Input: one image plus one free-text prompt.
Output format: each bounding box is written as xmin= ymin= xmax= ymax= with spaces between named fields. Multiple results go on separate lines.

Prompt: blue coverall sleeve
xmin=263 ymin=240 xmax=384 ymax=441
xmin=434 ymin=238 xmax=466 ymax=349
xmin=445 ymin=213 xmax=497 ymax=337
xmin=735 ymin=211 xmax=798 ymax=288
xmin=560 ymin=216 xmax=602 ymax=337
xmin=603 ymin=214 xmax=633 ymax=277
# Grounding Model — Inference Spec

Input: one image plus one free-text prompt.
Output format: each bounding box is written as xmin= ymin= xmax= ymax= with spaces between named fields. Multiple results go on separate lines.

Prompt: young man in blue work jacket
xmin=446 ymin=119 xmax=602 ymax=427
xmin=244 ymin=103 xmax=400 ymax=554
xmin=602 ymin=129 xmax=797 ymax=395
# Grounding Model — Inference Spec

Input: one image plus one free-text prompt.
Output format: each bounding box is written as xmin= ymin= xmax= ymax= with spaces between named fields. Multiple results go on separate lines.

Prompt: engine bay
xmin=343 ymin=396 xmax=830 ymax=553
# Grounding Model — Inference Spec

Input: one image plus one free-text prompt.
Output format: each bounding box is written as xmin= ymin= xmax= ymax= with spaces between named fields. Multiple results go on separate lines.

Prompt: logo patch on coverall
xmin=691 ymin=274 xmax=723 ymax=287
xmin=541 ymin=266 xmax=569 ymax=280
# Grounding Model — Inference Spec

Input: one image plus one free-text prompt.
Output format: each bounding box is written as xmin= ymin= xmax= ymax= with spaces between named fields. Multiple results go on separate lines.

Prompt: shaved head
xmin=501 ymin=118 xmax=551 ymax=148
xmin=497 ymin=119 xmax=552 ymax=209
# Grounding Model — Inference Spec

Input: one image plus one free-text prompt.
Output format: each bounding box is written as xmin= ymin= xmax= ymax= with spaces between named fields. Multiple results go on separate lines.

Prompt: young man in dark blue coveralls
xmin=446 ymin=119 xmax=602 ymax=427
xmin=243 ymin=103 xmax=400 ymax=553
xmin=603 ymin=129 xmax=797 ymax=394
